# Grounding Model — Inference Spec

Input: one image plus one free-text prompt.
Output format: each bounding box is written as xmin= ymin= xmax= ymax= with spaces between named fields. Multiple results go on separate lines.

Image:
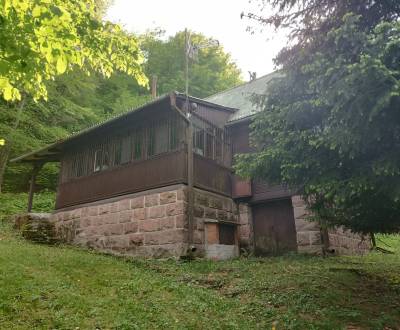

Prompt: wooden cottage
xmin=13 ymin=73 xmax=370 ymax=258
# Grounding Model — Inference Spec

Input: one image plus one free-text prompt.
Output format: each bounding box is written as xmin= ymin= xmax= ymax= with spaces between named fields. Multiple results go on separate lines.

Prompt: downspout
xmin=170 ymin=94 xmax=195 ymax=253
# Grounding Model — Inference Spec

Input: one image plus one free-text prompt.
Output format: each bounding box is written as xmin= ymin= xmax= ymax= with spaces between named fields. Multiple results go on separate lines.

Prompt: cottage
xmin=13 ymin=73 xmax=370 ymax=258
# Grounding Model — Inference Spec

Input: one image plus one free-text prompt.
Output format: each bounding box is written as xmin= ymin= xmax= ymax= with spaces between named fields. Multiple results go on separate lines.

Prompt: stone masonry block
xmin=144 ymin=229 xmax=185 ymax=245
xmin=81 ymin=207 xmax=89 ymax=217
xmin=99 ymin=204 xmax=110 ymax=215
xmin=145 ymin=194 xmax=159 ymax=207
xmin=193 ymin=230 xmax=204 ymax=244
xmin=119 ymin=199 xmax=130 ymax=211
xmin=80 ymin=217 xmax=91 ymax=228
xmin=217 ymin=210 xmax=228 ymax=221
xmin=166 ymin=201 xmax=187 ymax=216
xmin=195 ymin=217 xmax=204 ymax=231
xmin=195 ymin=193 xmax=209 ymax=207
xmin=128 ymin=233 xmax=144 ymax=247
xmin=105 ymin=224 xmax=124 ymax=236
xmin=160 ymin=216 xmax=175 ymax=230
xmin=148 ymin=205 xmax=166 ymax=219
xmin=88 ymin=206 xmax=98 ymax=216
xmin=139 ymin=219 xmax=160 ymax=232
xmin=160 ymin=191 xmax=177 ymax=205
xmin=177 ymin=188 xmax=187 ymax=201
xmin=209 ymin=197 xmax=223 ymax=209
xmin=297 ymin=231 xmax=310 ymax=246
xmin=293 ymin=205 xmax=308 ymax=220
xmin=194 ymin=205 xmax=204 ymax=218
xmin=204 ymin=207 xmax=217 ymax=220
xmin=175 ymin=214 xmax=187 ymax=229
xmin=110 ymin=202 xmax=119 ymax=213
xmin=133 ymin=208 xmax=145 ymax=220
xmin=103 ymin=215 xmax=118 ymax=225
xmin=309 ymin=231 xmax=322 ymax=245
xmin=131 ymin=196 xmax=144 ymax=209
xmin=119 ymin=210 xmax=132 ymax=223
xmin=124 ymin=221 xmax=138 ymax=234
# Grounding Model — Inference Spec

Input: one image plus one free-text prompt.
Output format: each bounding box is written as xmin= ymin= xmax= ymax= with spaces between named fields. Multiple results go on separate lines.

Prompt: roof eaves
xmin=11 ymin=94 xmax=171 ymax=163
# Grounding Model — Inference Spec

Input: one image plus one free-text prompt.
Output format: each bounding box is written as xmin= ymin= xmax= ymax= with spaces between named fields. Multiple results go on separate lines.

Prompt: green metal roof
xmin=205 ymin=71 xmax=281 ymax=123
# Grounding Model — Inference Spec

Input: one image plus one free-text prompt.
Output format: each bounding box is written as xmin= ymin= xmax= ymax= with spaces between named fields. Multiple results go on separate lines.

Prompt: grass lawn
xmin=0 ymin=193 xmax=400 ymax=329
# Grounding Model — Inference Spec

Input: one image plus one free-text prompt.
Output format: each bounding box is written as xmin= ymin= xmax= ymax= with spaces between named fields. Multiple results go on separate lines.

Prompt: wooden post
xmin=27 ymin=163 xmax=42 ymax=212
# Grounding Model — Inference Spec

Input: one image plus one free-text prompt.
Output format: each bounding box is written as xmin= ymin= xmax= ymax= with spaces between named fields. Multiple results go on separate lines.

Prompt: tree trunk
xmin=0 ymin=143 xmax=12 ymax=193
xmin=0 ymin=97 xmax=26 ymax=193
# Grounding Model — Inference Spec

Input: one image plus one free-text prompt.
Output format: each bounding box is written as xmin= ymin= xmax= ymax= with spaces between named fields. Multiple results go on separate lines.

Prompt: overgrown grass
xmin=0 ymin=216 xmax=399 ymax=329
xmin=1 ymin=192 xmax=399 ymax=328
xmin=0 ymin=191 xmax=55 ymax=221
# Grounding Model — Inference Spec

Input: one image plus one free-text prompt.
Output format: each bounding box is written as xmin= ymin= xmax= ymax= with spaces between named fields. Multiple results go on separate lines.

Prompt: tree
xmin=0 ymin=0 xmax=148 ymax=191
xmin=141 ymin=30 xmax=242 ymax=98
xmin=237 ymin=2 xmax=400 ymax=234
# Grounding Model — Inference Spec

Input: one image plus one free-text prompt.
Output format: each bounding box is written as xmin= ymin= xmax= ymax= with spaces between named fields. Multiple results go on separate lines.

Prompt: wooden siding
xmin=56 ymin=150 xmax=187 ymax=209
xmin=192 ymin=103 xmax=232 ymax=127
xmin=194 ymin=154 xmax=231 ymax=196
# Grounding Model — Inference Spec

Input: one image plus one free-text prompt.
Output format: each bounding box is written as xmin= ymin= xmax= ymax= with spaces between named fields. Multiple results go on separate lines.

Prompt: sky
xmin=106 ymin=0 xmax=288 ymax=80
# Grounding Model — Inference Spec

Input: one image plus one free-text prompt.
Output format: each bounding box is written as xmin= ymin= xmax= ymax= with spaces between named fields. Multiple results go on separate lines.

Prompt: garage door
xmin=252 ymin=199 xmax=297 ymax=256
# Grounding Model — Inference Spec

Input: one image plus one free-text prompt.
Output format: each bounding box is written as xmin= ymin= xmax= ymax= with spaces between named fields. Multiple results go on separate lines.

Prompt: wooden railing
xmin=193 ymin=154 xmax=232 ymax=196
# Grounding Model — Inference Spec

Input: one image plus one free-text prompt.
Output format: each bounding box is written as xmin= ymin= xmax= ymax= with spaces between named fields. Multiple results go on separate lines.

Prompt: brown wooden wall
xmin=194 ymin=154 xmax=232 ymax=197
xmin=56 ymin=151 xmax=187 ymax=209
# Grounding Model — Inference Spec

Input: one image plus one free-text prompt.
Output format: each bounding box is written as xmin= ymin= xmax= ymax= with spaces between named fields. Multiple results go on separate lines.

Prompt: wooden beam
xmin=27 ymin=163 xmax=43 ymax=212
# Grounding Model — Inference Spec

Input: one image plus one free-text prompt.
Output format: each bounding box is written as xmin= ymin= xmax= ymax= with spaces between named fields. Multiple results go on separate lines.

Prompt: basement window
xmin=219 ymin=224 xmax=236 ymax=245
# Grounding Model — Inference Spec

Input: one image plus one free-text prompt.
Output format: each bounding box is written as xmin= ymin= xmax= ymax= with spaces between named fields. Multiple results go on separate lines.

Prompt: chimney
xmin=151 ymin=75 xmax=158 ymax=99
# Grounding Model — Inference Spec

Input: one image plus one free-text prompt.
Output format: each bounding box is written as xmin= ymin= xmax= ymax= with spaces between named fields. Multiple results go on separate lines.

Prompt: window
xmin=94 ymin=149 xmax=109 ymax=172
xmin=193 ymin=127 xmax=204 ymax=156
xmin=219 ymin=224 xmax=236 ymax=245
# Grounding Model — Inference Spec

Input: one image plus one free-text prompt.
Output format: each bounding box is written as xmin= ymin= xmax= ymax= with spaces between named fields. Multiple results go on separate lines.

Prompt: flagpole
xmin=184 ymin=28 xmax=189 ymax=98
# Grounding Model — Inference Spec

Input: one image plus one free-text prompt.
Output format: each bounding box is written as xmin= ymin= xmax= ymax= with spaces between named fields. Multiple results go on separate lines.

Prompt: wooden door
xmin=252 ymin=199 xmax=297 ymax=255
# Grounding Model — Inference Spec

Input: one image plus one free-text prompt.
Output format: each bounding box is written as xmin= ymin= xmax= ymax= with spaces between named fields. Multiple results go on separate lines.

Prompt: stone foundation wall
xmin=291 ymin=195 xmax=371 ymax=255
xmin=192 ymin=188 xmax=239 ymax=255
xmin=328 ymin=227 xmax=371 ymax=255
xmin=52 ymin=185 xmax=189 ymax=258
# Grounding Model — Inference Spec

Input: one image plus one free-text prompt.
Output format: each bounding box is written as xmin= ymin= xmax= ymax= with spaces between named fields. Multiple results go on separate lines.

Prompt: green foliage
xmin=141 ymin=30 xmax=242 ymax=98
xmin=0 ymin=0 xmax=147 ymax=102
xmin=237 ymin=2 xmax=400 ymax=234
xmin=0 ymin=191 xmax=55 ymax=221
xmin=0 ymin=219 xmax=400 ymax=328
